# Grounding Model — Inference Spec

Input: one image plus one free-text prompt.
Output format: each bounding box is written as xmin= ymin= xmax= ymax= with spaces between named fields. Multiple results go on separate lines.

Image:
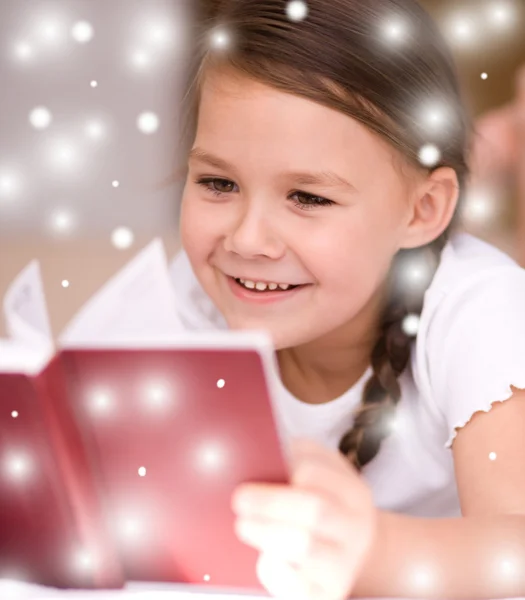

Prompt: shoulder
xmin=416 ymin=232 xmax=525 ymax=449
xmin=422 ymin=232 xmax=525 ymax=336
xmin=425 ymin=231 xmax=521 ymax=302
xmin=169 ymin=248 xmax=228 ymax=331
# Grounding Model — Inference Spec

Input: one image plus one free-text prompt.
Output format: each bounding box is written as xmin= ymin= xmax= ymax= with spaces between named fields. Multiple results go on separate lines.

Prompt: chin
xmin=222 ymin=317 xmax=279 ymax=347
xmin=226 ymin=318 xmax=316 ymax=351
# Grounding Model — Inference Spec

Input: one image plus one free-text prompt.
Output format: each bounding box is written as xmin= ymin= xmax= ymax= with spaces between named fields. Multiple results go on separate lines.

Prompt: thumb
xmin=288 ymin=437 xmax=338 ymax=471
xmin=289 ymin=437 xmax=320 ymax=462
xmin=289 ymin=437 xmax=361 ymax=478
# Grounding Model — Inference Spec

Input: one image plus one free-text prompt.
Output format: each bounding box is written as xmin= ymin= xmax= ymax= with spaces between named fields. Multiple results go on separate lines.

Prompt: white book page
xmin=0 ymin=338 xmax=53 ymax=375
xmin=0 ymin=261 xmax=54 ymax=374
xmin=59 ymin=240 xmax=184 ymax=347
xmin=1 ymin=580 xmax=490 ymax=600
xmin=0 ymin=580 xmax=267 ymax=599
xmin=3 ymin=261 xmax=53 ymax=349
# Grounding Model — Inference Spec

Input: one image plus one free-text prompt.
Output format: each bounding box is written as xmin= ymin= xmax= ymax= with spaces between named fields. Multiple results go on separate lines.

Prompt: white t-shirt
xmin=170 ymin=232 xmax=525 ymax=519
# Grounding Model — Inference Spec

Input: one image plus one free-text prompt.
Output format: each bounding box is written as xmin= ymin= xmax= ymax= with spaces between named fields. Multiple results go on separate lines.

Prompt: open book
xmin=0 ymin=240 xmax=291 ymax=596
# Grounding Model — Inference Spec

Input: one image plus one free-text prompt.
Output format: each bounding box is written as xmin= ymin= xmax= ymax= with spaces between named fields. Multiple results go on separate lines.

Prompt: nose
xmin=223 ymin=203 xmax=286 ymax=260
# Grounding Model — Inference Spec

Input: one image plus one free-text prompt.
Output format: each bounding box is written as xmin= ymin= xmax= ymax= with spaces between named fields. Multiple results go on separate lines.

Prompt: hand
xmin=470 ymin=64 xmax=525 ymax=186
xmin=231 ymin=438 xmax=377 ymax=600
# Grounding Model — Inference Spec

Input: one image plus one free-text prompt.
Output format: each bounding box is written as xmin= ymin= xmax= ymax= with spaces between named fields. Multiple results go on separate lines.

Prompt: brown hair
xmin=175 ymin=0 xmax=473 ymax=471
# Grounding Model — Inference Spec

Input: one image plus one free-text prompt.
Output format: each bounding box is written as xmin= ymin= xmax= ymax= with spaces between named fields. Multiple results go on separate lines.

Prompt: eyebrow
xmin=188 ymin=147 xmax=359 ymax=194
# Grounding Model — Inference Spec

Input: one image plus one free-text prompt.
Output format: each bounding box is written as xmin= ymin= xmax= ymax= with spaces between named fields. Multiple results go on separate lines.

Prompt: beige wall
xmin=0 ymin=233 xmax=181 ymax=340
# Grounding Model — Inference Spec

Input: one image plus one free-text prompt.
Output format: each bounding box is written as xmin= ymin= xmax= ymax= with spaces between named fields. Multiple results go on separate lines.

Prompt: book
xmin=0 ymin=240 xmax=290 ymax=596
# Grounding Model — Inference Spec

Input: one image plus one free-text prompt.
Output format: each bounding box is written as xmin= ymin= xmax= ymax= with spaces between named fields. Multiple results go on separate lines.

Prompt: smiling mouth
xmin=231 ymin=277 xmax=304 ymax=293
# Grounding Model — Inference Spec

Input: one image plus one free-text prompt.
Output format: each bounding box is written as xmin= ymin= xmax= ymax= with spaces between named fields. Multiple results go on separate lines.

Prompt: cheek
xmin=302 ymin=214 xmax=384 ymax=279
xmin=179 ymin=197 xmax=197 ymax=252
xmin=180 ymin=194 xmax=219 ymax=258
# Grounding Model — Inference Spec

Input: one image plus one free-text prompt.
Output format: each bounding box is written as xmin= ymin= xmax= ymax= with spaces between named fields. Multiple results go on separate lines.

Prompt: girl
xmin=170 ymin=0 xmax=525 ymax=598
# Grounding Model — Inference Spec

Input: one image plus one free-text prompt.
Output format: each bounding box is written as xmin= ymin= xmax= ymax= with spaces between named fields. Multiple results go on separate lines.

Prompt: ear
xmin=400 ymin=166 xmax=460 ymax=250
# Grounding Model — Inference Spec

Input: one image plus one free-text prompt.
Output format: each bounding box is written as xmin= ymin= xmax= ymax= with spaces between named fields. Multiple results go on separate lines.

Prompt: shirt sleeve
xmin=425 ymin=266 xmax=525 ymax=449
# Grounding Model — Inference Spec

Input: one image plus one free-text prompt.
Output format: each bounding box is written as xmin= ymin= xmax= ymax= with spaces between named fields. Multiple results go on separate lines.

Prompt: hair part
xmin=177 ymin=0 xmax=473 ymax=471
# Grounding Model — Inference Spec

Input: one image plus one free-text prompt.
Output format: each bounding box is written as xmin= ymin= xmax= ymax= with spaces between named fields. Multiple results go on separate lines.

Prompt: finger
xmin=233 ymin=483 xmax=368 ymax=549
xmin=291 ymin=446 xmax=360 ymax=490
xmin=256 ymin=552 xmax=341 ymax=600
xmin=235 ymin=515 xmax=343 ymax=563
xmin=255 ymin=552 xmax=310 ymax=600
xmin=298 ymin=542 xmax=359 ymax=600
xmin=235 ymin=519 xmax=363 ymax=593
xmin=233 ymin=486 xmax=339 ymax=537
xmin=237 ymin=516 xmax=357 ymax=596
xmin=233 ymin=477 xmax=372 ymax=542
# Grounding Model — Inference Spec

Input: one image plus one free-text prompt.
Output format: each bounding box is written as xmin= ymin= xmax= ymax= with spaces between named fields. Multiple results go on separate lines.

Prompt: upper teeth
xmin=238 ymin=278 xmax=291 ymax=291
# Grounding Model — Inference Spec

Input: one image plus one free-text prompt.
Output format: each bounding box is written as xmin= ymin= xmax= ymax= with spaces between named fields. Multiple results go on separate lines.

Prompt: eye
xmin=290 ymin=191 xmax=335 ymax=211
xmin=195 ymin=177 xmax=235 ymax=197
xmin=194 ymin=177 xmax=336 ymax=210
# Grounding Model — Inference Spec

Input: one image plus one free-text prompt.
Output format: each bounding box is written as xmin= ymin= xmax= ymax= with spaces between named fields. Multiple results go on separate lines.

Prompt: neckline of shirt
xmin=272 ymin=359 xmax=374 ymax=413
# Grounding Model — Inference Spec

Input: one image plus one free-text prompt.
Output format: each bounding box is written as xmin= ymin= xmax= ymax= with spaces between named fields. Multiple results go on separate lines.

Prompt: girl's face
xmin=180 ymin=69 xmax=419 ymax=351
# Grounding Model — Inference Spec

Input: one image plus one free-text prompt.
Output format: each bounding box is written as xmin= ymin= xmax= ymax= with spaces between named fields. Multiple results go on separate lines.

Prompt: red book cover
xmin=0 ymin=359 xmax=124 ymax=590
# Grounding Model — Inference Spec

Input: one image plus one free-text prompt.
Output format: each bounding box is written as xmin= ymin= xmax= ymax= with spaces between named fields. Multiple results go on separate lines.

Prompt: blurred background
xmin=1 ymin=0 xmax=524 ymax=339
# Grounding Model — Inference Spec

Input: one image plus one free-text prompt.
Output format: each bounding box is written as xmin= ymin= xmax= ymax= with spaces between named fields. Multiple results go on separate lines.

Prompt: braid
xmin=339 ymin=234 xmax=449 ymax=471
